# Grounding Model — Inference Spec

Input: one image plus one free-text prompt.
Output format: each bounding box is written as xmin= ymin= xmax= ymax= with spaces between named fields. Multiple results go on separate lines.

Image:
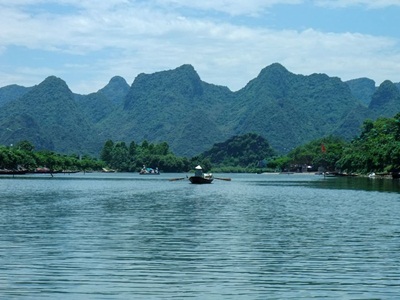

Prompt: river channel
xmin=0 ymin=173 xmax=399 ymax=299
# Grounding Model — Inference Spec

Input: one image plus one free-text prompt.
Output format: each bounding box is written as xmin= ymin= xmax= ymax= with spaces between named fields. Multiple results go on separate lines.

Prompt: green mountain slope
xmin=0 ymin=63 xmax=400 ymax=157
xmin=97 ymin=76 xmax=130 ymax=105
xmin=233 ymin=63 xmax=363 ymax=152
xmin=199 ymin=133 xmax=275 ymax=167
xmin=369 ymin=80 xmax=400 ymax=116
xmin=0 ymin=76 xmax=100 ymax=154
xmin=0 ymin=84 xmax=32 ymax=108
xmin=345 ymin=78 xmax=376 ymax=106
xmin=101 ymin=64 xmax=235 ymax=156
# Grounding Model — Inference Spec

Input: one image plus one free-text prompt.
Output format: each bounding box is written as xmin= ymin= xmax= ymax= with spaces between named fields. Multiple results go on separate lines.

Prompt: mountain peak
xmin=346 ymin=77 xmax=376 ymax=106
xmin=38 ymin=76 xmax=72 ymax=94
xmin=42 ymin=75 xmax=67 ymax=85
xmin=108 ymin=76 xmax=128 ymax=86
xmin=125 ymin=64 xmax=203 ymax=110
xmin=98 ymin=76 xmax=130 ymax=104
xmin=259 ymin=63 xmax=289 ymax=77
xmin=240 ymin=62 xmax=293 ymax=95
xmin=369 ymin=80 xmax=400 ymax=110
xmin=264 ymin=62 xmax=288 ymax=71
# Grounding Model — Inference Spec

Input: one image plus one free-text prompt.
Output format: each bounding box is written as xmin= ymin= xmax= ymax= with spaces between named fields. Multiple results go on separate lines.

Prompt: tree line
xmin=100 ymin=140 xmax=191 ymax=172
xmin=2 ymin=113 xmax=400 ymax=174
xmin=0 ymin=140 xmax=104 ymax=172
xmin=270 ymin=113 xmax=400 ymax=174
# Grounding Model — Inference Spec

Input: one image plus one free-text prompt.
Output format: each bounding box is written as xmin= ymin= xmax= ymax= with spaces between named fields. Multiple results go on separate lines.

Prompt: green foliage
xmin=0 ymin=85 xmax=31 ymax=108
xmin=2 ymin=64 xmax=400 ymax=160
xmin=286 ymin=136 xmax=347 ymax=172
xmin=16 ymin=140 xmax=35 ymax=152
xmin=337 ymin=115 xmax=400 ymax=173
xmin=100 ymin=140 xmax=189 ymax=172
xmin=198 ymin=133 xmax=276 ymax=169
xmin=0 ymin=143 xmax=104 ymax=171
xmin=0 ymin=76 xmax=102 ymax=155
xmin=266 ymin=136 xmax=347 ymax=172
xmin=5 ymin=112 xmax=400 ymax=176
xmin=280 ymin=114 xmax=400 ymax=174
xmin=346 ymin=78 xmax=376 ymax=106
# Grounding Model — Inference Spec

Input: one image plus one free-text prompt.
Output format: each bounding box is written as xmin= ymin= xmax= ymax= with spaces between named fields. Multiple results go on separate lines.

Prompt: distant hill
xmin=0 ymin=76 xmax=101 ymax=154
xmin=0 ymin=63 xmax=400 ymax=157
xmin=199 ymin=133 xmax=276 ymax=167
xmin=232 ymin=64 xmax=365 ymax=152
xmin=101 ymin=64 xmax=235 ymax=157
xmin=345 ymin=78 xmax=376 ymax=106
xmin=97 ymin=76 xmax=130 ymax=106
xmin=369 ymin=80 xmax=400 ymax=117
xmin=0 ymin=84 xmax=32 ymax=108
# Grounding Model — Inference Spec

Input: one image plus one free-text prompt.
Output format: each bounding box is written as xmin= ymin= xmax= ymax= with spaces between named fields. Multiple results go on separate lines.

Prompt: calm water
xmin=0 ymin=173 xmax=399 ymax=299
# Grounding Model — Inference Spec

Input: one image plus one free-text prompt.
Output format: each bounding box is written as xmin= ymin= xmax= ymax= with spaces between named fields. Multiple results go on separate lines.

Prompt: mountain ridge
xmin=0 ymin=63 xmax=399 ymax=157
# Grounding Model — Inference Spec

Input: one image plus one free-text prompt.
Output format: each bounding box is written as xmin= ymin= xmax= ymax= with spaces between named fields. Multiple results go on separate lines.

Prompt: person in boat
xmin=194 ymin=165 xmax=204 ymax=177
xmin=140 ymin=165 xmax=147 ymax=174
xmin=194 ymin=165 xmax=212 ymax=178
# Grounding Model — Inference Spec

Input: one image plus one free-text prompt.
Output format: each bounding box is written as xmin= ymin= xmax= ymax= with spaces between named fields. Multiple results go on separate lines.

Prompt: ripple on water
xmin=0 ymin=174 xmax=399 ymax=299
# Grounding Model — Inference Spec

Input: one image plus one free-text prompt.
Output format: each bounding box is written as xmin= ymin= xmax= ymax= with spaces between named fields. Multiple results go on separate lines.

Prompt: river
xmin=0 ymin=173 xmax=399 ymax=299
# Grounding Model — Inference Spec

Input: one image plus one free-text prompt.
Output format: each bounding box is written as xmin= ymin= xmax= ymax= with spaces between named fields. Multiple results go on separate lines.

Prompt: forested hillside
xmin=0 ymin=63 xmax=399 ymax=157
xmin=0 ymin=84 xmax=32 ymax=107
xmin=233 ymin=63 xmax=365 ymax=152
xmin=345 ymin=78 xmax=376 ymax=106
xmin=0 ymin=76 xmax=101 ymax=154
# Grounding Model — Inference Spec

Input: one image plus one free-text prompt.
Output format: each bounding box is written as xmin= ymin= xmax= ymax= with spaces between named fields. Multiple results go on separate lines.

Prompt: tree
xmin=110 ymin=141 xmax=129 ymax=171
xmin=100 ymin=140 xmax=114 ymax=164
xmin=129 ymin=141 xmax=137 ymax=156
xmin=284 ymin=136 xmax=347 ymax=172
xmin=16 ymin=140 xmax=35 ymax=152
xmin=336 ymin=116 xmax=400 ymax=173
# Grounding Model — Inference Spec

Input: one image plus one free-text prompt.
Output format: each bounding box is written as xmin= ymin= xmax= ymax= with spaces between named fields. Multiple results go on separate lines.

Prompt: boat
xmin=392 ymin=171 xmax=400 ymax=179
xmin=188 ymin=165 xmax=213 ymax=184
xmin=139 ymin=166 xmax=160 ymax=175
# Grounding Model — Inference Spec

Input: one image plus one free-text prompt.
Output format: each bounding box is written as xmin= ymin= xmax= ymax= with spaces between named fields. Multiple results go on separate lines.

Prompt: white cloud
xmin=0 ymin=0 xmax=399 ymax=93
xmin=151 ymin=0 xmax=303 ymax=16
xmin=314 ymin=0 xmax=400 ymax=8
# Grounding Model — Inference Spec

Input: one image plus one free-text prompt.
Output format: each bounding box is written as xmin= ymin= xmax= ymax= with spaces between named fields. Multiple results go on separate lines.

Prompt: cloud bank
xmin=0 ymin=0 xmax=399 ymax=93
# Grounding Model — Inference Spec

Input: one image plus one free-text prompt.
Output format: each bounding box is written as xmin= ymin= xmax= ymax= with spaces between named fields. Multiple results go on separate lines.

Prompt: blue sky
xmin=0 ymin=0 xmax=399 ymax=94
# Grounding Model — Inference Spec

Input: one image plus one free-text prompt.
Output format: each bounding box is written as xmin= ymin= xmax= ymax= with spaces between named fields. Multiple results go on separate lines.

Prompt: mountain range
xmin=0 ymin=63 xmax=399 ymax=157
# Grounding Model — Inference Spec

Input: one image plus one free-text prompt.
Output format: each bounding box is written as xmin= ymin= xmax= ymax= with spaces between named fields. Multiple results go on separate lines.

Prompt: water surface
xmin=1 ymin=173 xmax=399 ymax=299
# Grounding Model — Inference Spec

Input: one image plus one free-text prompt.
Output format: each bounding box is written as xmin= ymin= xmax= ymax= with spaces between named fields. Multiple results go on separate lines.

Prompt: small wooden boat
xmin=188 ymin=165 xmax=213 ymax=184
xmin=189 ymin=175 xmax=213 ymax=184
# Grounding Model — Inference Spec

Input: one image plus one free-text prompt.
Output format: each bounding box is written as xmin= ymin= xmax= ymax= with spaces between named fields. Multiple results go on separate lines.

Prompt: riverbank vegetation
xmin=2 ymin=114 xmax=400 ymax=175
xmin=0 ymin=140 xmax=104 ymax=172
xmin=271 ymin=113 xmax=400 ymax=175
xmin=100 ymin=140 xmax=191 ymax=172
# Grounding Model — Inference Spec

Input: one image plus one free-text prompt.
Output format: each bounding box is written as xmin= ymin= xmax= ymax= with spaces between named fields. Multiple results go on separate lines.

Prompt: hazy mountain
xmin=97 ymin=76 xmax=130 ymax=105
xmin=0 ymin=76 xmax=101 ymax=154
xmin=0 ymin=84 xmax=32 ymax=108
xmin=75 ymin=92 xmax=115 ymax=124
xmin=346 ymin=78 xmax=376 ymax=106
xmin=0 ymin=63 xmax=399 ymax=157
xmin=232 ymin=63 xmax=363 ymax=152
xmin=101 ymin=64 xmax=235 ymax=156
xmin=369 ymin=80 xmax=400 ymax=116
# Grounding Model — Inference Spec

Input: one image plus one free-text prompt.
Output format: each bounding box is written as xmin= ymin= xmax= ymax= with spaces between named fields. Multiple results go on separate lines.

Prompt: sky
xmin=0 ymin=0 xmax=399 ymax=94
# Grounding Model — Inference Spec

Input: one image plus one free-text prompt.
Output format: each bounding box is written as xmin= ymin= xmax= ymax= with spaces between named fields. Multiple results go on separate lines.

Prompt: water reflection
xmin=0 ymin=173 xmax=399 ymax=299
xmin=252 ymin=173 xmax=400 ymax=193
